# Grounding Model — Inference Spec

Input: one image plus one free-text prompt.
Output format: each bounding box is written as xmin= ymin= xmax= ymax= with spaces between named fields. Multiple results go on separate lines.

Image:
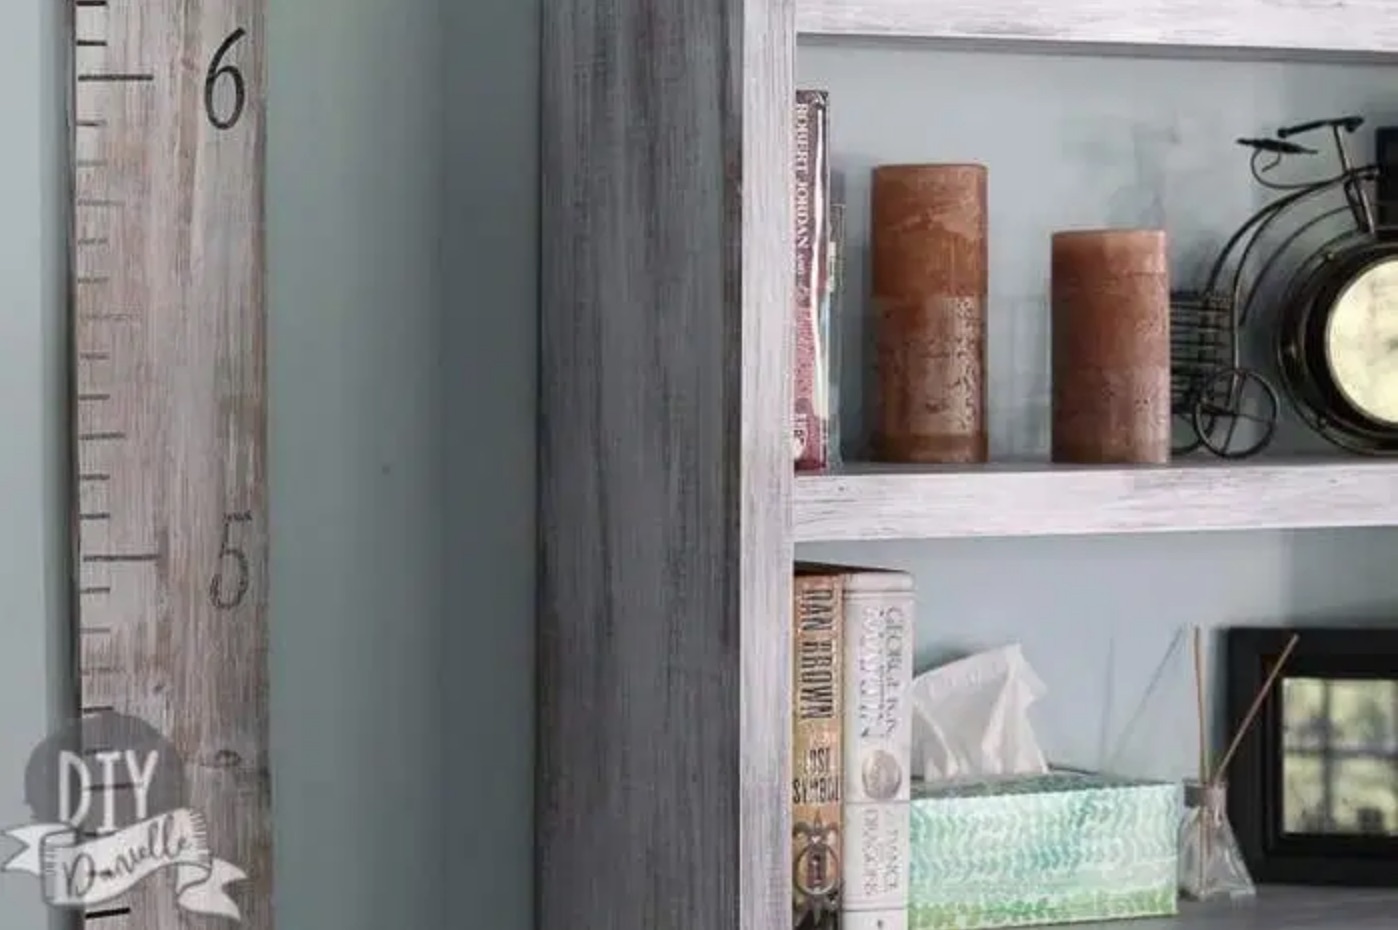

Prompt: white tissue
xmin=909 ymin=643 xmax=1050 ymax=780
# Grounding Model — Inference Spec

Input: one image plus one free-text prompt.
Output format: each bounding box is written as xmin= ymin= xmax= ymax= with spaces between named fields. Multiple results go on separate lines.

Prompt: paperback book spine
xmin=793 ymin=88 xmax=831 ymax=471
xmin=822 ymin=193 xmax=845 ymax=468
xmin=793 ymin=571 xmax=844 ymax=930
xmin=840 ymin=571 xmax=914 ymax=930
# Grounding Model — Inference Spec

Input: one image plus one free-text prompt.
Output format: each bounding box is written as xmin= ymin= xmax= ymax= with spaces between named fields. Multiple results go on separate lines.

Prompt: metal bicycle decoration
xmin=1172 ymin=115 xmax=1398 ymax=458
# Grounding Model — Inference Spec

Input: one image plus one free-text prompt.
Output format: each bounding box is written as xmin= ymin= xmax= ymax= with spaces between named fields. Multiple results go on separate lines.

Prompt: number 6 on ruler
xmin=205 ymin=27 xmax=248 ymax=130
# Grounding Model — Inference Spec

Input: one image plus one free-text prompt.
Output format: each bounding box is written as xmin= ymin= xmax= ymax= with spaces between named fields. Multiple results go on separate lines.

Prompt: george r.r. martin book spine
xmin=792 ymin=567 xmax=845 ymax=930
xmin=794 ymin=88 xmax=832 ymax=471
xmin=839 ymin=568 xmax=914 ymax=930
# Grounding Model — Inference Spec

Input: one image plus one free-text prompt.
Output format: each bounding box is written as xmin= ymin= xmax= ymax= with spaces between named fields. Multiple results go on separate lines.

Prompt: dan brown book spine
xmin=792 ymin=569 xmax=843 ymax=930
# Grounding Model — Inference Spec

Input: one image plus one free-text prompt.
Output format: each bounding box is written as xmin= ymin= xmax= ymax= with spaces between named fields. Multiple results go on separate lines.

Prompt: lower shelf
xmin=1075 ymin=885 xmax=1398 ymax=929
xmin=794 ymin=459 xmax=1398 ymax=542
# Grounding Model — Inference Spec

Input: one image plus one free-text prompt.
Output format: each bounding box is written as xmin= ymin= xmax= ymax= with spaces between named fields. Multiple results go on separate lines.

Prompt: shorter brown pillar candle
xmin=871 ymin=164 xmax=988 ymax=464
xmin=1051 ymin=228 xmax=1170 ymax=464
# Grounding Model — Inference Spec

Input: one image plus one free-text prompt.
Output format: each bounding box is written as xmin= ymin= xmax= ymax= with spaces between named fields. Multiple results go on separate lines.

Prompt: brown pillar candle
xmin=870 ymin=164 xmax=988 ymax=464
xmin=1050 ymin=229 xmax=1170 ymax=464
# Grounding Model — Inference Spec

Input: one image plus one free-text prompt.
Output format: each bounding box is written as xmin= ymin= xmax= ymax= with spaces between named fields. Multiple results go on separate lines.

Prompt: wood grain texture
xmin=538 ymin=0 xmax=792 ymax=926
xmin=795 ymin=460 xmax=1398 ymax=541
xmin=72 ymin=0 xmax=269 ymax=927
xmin=796 ymin=0 xmax=1398 ymax=54
xmin=741 ymin=0 xmax=796 ymax=928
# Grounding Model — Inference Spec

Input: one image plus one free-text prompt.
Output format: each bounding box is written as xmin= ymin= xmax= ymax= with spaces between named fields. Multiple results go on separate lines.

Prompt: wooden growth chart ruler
xmin=70 ymin=0 xmax=269 ymax=926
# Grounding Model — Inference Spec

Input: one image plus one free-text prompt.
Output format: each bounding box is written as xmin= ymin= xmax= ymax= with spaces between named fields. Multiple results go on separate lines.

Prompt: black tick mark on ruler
xmin=78 ymin=73 xmax=155 ymax=84
xmin=83 ymin=553 xmax=158 ymax=564
xmin=84 ymin=907 xmax=132 ymax=922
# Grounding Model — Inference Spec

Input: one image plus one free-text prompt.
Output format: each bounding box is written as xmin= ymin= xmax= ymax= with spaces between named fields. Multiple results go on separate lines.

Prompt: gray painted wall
xmin=266 ymin=0 xmax=443 ymax=925
xmin=440 ymin=0 xmax=538 ymax=925
xmin=269 ymin=1 xmax=536 ymax=929
xmin=0 ymin=0 xmax=70 ymax=928
xmin=798 ymin=42 xmax=1398 ymax=781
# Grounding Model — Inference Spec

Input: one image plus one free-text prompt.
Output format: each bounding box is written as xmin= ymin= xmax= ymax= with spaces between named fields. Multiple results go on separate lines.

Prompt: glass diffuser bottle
xmin=1178 ymin=779 xmax=1254 ymax=900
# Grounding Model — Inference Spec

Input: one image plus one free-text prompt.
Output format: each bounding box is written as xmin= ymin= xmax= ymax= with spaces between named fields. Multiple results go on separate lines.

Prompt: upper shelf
xmin=796 ymin=0 xmax=1398 ymax=56
xmin=794 ymin=459 xmax=1398 ymax=542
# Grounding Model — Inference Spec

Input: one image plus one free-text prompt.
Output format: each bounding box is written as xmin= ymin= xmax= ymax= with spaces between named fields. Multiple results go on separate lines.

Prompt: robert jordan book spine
xmin=793 ymin=89 xmax=831 ymax=471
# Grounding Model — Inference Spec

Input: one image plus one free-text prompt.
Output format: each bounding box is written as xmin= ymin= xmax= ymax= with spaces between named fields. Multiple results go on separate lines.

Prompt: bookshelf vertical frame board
xmin=70 ymin=0 xmax=269 ymax=928
xmin=537 ymin=0 xmax=793 ymax=929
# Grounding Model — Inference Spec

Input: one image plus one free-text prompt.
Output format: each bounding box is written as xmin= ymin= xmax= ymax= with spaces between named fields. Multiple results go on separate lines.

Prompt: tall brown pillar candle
xmin=1050 ymin=229 xmax=1170 ymax=464
xmin=871 ymin=164 xmax=988 ymax=464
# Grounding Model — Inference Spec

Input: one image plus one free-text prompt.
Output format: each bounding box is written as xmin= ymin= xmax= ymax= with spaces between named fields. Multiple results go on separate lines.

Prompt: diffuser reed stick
xmin=1211 ymin=633 xmax=1299 ymax=786
xmin=1192 ymin=626 xmax=1208 ymax=893
xmin=1193 ymin=627 xmax=1207 ymax=785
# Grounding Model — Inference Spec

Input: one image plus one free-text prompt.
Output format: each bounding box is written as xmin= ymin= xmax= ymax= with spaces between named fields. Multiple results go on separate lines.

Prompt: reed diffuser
xmin=1179 ymin=628 xmax=1298 ymax=900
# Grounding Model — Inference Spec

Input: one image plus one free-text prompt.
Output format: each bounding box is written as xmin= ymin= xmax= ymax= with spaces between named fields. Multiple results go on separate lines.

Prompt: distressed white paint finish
xmin=795 ymin=460 xmax=1398 ymax=541
xmin=740 ymin=0 xmax=797 ymax=927
xmin=797 ymin=0 xmax=1398 ymax=54
xmin=72 ymin=0 xmax=269 ymax=927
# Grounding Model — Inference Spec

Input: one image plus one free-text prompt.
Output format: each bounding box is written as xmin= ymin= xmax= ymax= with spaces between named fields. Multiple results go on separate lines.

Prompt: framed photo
xmin=1226 ymin=626 xmax=1398 ymax=885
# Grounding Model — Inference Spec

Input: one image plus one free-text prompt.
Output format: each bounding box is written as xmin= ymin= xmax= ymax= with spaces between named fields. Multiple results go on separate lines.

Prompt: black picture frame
xmin=1226 ymin=626 xmax=1398 ymax=886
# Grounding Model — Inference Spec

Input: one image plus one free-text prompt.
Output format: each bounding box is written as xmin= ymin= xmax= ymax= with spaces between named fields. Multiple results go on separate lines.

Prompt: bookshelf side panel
xmin=538 ymin=0 xmax=794 ymax=926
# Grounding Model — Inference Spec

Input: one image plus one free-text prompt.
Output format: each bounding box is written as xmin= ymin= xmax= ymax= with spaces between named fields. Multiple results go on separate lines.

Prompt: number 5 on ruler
xmin=210 ymin=512 xmax=253 ymax=610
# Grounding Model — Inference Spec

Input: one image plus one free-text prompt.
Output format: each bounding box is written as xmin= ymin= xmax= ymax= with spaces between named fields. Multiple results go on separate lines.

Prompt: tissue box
xmin=909 ymin=771 xmax=1180 ymax=930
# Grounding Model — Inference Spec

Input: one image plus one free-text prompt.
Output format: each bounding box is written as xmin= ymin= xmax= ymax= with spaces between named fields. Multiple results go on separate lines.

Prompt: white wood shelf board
xmin=1078 ymin=886 xmax=1398 ymax=929
xmin=796 ymin=0 xmax=1398 ymax=56
xmin=794 ymin=459 xmax=1398 ymax=542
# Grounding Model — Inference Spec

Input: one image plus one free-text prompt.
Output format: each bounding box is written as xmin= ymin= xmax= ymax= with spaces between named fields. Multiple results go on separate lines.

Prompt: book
xmin=841 ymin=568 xmax=913 ymax=930
xmin=794 ymin=89 xmax=833 ymax=471
xmin=792 ymin=568 xmax=844 ymax=930
xmin=822 ymin=192 xmax=845 ymax=468
xmin=797 ymin=562 xmax=915 ymax=930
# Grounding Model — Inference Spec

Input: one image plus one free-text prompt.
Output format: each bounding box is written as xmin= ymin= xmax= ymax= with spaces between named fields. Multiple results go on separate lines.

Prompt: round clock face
xmin=1325 ymin=257 xmax=1398 ymax=427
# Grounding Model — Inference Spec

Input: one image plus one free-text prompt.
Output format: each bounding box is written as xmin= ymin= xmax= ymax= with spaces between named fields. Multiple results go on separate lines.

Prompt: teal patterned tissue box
xmin=909 ymin=771 xmax=1180 ymax=930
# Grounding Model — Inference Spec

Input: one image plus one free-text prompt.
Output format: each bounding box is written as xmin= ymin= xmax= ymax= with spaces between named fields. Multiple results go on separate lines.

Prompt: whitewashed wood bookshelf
xmin=796 ymin=460 xmax=1398 ymax=542
xmin=796 ymin=0 xmax=1398 ymax=54
xmin=538 ymin=2 xmax=1398 ymax=929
